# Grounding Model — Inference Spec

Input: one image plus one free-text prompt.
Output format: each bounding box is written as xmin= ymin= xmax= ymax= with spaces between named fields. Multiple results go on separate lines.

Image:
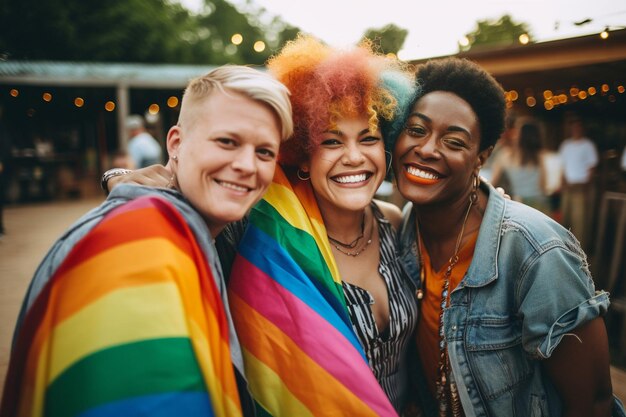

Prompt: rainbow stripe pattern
xmin=228 ymin=166 xmax=397 ymax=416
xmin=1 ymin=196 xmax=242 ymax=417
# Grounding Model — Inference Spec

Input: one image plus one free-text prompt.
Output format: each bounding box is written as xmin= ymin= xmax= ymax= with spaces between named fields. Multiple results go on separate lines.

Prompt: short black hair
xmin=413 ymin=57 xmax=506 ymax=151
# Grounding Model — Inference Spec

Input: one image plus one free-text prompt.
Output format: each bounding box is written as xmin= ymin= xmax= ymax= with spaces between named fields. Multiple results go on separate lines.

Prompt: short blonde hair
xmin=180 ymin=65 xmax=293 ymax=141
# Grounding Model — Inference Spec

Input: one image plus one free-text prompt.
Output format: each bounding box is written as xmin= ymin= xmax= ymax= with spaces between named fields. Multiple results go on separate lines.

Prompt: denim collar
xmin=462 ymin=182 xmax=506 ymax=288
xmin=404 ymin=181 xmax=507 ymax=289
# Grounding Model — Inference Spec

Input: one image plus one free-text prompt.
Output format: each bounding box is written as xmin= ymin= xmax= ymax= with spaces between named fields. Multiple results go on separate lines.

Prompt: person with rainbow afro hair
xmin=102 ymin=35 xmax=421 ymax=416
xmin=227 ymin=35 xmax=420 ymax=416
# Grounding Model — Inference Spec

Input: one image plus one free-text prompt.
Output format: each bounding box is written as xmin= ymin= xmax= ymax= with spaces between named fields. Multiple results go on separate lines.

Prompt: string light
xmin=253 ymin=41 xmax=266 ymax=52
xmin=4 ymin=74 xmax=621 ymax=120
xmin=231 ymin=33 xmax=243 ymax=45
xmin=518 ymin=33 xmax=530 ymax=45
xmin=600 ymin=28 xmax=609 ymax=39
xmin=167 ymin=96 xmax=179 ymax=108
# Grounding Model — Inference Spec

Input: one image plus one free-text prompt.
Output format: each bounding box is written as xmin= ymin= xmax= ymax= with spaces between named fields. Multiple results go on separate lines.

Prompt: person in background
xmin=558 ymin=117 xmax=598 ymax=249
xmin=126 ymin=114 xmax=163 ymax=168
xmin=0 ymin=105 xmax=12 ymax=238
xmin=491 ymin=121 xmax=550 ymax=214
xmin=110 ymin=149 xmax=135 ymax=170
xmin=393 ymin=57 xmax=622 ymax=417
xmin=2 ymin=65 xmax=293 ymax=417
xmin=479 ymin=111 xmax=516 ymax=190
xmin=621 ymin=146 xmax=626 ymax=178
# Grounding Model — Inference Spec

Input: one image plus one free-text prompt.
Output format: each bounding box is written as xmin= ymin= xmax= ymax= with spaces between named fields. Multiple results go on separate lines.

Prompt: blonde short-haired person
xmin=3 ymin=65 xmax=292 ymax=417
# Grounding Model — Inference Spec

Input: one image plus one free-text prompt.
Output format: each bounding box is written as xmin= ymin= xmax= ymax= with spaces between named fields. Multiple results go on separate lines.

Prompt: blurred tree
xmin=0 ymin=0 xmax=300 ymax=65
xmin=461 ymin=14 xmax=533 ymax=51
xmin=360 ymin=23 xmax=408 ymax=55
xmin=0 ymin=0 xmax=195 ymax=62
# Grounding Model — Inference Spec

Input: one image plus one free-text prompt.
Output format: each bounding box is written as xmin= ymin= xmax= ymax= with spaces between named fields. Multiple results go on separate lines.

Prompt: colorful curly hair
xmin=268 ymin=35 xmax=417 ymax=167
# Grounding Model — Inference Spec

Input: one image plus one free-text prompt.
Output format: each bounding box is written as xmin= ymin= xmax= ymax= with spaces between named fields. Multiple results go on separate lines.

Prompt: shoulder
xmin=499 ymin=199 xmax=581 ymax=258
xmin=373 ymin=199 xmax=403 ymax=230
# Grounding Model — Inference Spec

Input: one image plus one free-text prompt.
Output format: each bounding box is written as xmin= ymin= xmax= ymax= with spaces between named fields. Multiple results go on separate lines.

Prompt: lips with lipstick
xmin=331 ymin=172 xmax=372 ymax=184
xmin=404 ymin=165 xmax=441 ymax=185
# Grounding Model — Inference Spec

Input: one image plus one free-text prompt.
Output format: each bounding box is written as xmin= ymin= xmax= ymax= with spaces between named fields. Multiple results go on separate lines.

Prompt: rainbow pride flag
xmin=1 ymin=196 xmax=242 ymax=417
xmin=228 ymin=166 xmax=397 ymax=417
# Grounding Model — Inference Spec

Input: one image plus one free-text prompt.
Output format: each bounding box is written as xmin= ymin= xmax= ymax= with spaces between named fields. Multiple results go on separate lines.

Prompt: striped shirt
xmin=342 ymin=202 xmax=419 ymax=412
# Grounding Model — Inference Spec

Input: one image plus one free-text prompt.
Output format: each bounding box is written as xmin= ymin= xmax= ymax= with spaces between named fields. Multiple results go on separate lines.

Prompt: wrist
xmin=101 ymin=168 xmax=133 ymax=193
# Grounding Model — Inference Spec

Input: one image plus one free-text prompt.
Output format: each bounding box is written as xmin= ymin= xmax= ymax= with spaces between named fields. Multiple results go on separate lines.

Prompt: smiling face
xmin=167 ymin=89 xmax=281 ymax=236
xmin=301 ymin=115 xmax=386 ymax=214
xmin=393 ymin=91 xmax=491 ymax=207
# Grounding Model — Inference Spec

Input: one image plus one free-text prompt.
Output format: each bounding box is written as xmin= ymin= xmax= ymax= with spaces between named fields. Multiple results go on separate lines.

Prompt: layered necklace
xmin=418 ymin=187 xmax=477 ymax=417
xmin=327 ymin=212 xmax=373 ymax=257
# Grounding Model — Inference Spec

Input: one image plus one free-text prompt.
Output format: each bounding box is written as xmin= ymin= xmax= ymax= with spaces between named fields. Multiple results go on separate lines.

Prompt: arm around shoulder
xmin=374 ymin=199 xmax=403 ymax=230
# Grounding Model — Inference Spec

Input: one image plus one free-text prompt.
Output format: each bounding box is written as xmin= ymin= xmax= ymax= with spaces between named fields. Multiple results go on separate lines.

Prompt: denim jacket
xmin=398 ymin=182 xmax=625 ymax=417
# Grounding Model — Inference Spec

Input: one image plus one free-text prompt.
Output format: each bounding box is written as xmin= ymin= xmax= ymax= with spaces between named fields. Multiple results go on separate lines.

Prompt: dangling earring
xmin=385 ymin=150 xmax=393 ymax=176
xmin=470 ymin=173 xmax=480 ymax=204
xmin=167 ymin=174 xmax=177 ymax=189
xmin=297 ymin=169 xmax=310 ymax=181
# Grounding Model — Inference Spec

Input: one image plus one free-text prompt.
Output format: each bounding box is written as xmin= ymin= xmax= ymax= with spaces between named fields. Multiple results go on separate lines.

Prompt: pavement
xmin=0 ymin=197 xmax=625 ymax=402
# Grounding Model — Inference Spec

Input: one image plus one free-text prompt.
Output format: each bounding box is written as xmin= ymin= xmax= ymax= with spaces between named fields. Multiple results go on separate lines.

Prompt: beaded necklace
xmin=418 ymin=188 xmax=477 ymax=417
xmin=328 ymin=212 xmax=373 ymax=257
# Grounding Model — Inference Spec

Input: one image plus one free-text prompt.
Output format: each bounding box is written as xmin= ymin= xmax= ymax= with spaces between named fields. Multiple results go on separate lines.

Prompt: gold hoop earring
xmin=297 ymin=169 xmax=310 ymax=181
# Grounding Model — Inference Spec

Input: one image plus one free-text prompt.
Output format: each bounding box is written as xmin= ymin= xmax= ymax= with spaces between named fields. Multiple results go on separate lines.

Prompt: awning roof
xmin=0 ymin=61 xmax=218 ymax=88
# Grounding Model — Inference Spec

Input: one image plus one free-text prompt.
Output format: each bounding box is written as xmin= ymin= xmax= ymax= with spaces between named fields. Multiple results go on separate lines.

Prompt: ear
xmin=299 ymin=161 xmax=310 ymax=173
xmin=166 ymin=125 xmax=182 ymax=158
xmin=476 ymin=146 xmax=493 ymax=172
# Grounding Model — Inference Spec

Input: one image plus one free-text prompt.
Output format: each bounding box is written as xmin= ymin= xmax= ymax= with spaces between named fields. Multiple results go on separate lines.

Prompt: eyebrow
xmin=408 ymin=112 xmax=472 ymax=137
xmin=325 ymin=128 xmax=373 ymax=137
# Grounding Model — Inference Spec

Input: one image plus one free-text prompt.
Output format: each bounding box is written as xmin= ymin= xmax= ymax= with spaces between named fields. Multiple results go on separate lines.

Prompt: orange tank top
xmin=416 ymin=230 xmax=478 ymax=397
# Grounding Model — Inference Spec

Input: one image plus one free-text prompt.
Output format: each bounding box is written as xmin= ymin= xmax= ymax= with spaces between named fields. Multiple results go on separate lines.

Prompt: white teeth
xmin=218 ymin=181 xmax=249 ymax=192
xmin=406 ymin=166 xmax=439 ymax=180
xmin=334 ymin=173 xmax=367 ymax=184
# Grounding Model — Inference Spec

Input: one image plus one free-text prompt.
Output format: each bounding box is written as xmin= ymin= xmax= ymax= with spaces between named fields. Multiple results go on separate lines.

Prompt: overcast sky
xmin=179 ymin=0 xmax=625 ymax=60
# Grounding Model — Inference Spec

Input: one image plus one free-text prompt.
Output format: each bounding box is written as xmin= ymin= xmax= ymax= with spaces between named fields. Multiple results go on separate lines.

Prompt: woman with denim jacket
xmin=392 ymin=57 xmax=624 ymax=417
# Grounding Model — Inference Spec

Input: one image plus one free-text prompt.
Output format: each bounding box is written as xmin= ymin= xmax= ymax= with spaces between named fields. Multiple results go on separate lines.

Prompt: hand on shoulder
xmin=104 ymin=164 xmax=172 ymax=193
xmin=374 ymin=199 xmax=403 ymax=230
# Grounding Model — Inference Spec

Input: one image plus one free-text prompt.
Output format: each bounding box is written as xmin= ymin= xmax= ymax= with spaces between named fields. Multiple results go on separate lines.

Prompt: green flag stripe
xmin=251 ymin=200 xmax=345 ymax=303
xmin=46 ymin=337 xmax=205 ymax=417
